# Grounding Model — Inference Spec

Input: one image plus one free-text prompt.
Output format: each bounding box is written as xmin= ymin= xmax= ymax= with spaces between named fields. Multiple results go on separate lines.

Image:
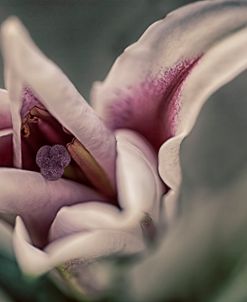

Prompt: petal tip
xmin=1 ymin=16 xmax=22 ymax=40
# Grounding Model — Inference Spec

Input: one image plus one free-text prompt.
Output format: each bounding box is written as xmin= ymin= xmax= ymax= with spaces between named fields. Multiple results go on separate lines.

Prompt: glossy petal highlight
xmin=116 ymin=130 xmax=164 ymax=221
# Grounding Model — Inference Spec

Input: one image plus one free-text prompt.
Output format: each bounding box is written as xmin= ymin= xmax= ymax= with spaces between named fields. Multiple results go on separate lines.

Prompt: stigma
xmin=36 ymin=144 xmax=71 ymax=181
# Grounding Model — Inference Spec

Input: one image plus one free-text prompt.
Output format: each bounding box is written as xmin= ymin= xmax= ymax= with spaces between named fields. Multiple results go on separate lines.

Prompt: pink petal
xmin=0 ymin=168 xmax=106 ymax=246
xmin=13 ymin=216 xmax=144 ymax=276
xmin=91 ymin=0 xmax=247 ymax=150
xmin=1 ymin=18 xmax=116 ymax=187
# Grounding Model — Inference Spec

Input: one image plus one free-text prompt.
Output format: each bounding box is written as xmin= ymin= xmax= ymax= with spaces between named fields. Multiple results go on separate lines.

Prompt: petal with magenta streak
xmin=0 ymin=18 xmax=116 ymax=187
xmin=91 ymin=0 xmax=247 ymax=150
xmin=159 ymin=22 xmax=247 ymax=190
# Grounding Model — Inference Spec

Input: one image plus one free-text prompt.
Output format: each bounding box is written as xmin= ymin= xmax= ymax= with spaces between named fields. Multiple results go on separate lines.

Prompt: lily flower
xmin=1 ymin=0 xmax=247 ymax=295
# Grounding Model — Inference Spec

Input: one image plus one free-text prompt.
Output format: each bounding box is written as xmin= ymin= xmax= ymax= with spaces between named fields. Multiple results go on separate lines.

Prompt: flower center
xmin=21 ymin=93 xmax=115 ymax=197
xmin=36 ymin=145 xmax=71 ymax=181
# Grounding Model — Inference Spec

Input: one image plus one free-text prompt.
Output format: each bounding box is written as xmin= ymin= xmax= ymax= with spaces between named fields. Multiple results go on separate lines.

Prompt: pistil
xmin=36 ymin=145 xmax=71 ymax=181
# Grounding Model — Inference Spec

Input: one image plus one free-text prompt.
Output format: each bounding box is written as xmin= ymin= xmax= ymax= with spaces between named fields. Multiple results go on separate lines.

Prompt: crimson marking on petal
xmin=107 ymin=57 xmax=201 ymax=150
xmin=36 ymin=144 xmax=71 ymax=181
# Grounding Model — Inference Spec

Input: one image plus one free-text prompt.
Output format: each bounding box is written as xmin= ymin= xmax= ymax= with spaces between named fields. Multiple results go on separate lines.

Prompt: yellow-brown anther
xmin=21 ymin=122 xmax=31 ymax=138
xmin=21 ymin=106 xmax=47 ymax=138
xmin=67 ymin=138 xmax=115 ymax=198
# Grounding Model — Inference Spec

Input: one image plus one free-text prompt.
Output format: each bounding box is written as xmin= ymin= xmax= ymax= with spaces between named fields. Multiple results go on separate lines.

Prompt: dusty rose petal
xmin=0 ymin=169 xmax=107 ymax=246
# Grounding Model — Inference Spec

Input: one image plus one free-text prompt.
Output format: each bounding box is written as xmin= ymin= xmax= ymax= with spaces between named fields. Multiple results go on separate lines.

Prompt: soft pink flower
xmin=0 ymin=0 xmax=247 ymax=294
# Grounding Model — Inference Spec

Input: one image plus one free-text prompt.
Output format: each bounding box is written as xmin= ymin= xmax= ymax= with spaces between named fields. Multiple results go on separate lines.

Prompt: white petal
xmin=13 ymin=216 xmax=144 ymax=276
xmin=0 ymin=18 xmax=116 ymax=185
xmin=49 ymin=202 xmax=144 ymax=242
xmin=158 ymin=135 xmax=183 ymax=189
xmin=116 ymin=130 xmax=164 ymax=221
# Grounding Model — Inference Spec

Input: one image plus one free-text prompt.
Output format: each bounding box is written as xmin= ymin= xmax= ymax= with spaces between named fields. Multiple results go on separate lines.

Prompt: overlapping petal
xmin=49 ymin=203 xmax=124 ymax=241
xmin=13 ymin=216 xmax=144 ymax=276
xmin=11 ymin=129 xmax=163 ymax=276
xmin=0 ymin=169 xmax=106 ymax=246
xmin=50 ymin=129 xmax=163 ymax=244
xmin=0 ymin=18 xmax=116 ymax=186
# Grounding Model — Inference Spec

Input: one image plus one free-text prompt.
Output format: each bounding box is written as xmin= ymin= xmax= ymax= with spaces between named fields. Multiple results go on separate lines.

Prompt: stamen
xmin=36 ymin=145 xmax=71 ymax=181
xmin=67 ymin=138 xmax=115 ymax=197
